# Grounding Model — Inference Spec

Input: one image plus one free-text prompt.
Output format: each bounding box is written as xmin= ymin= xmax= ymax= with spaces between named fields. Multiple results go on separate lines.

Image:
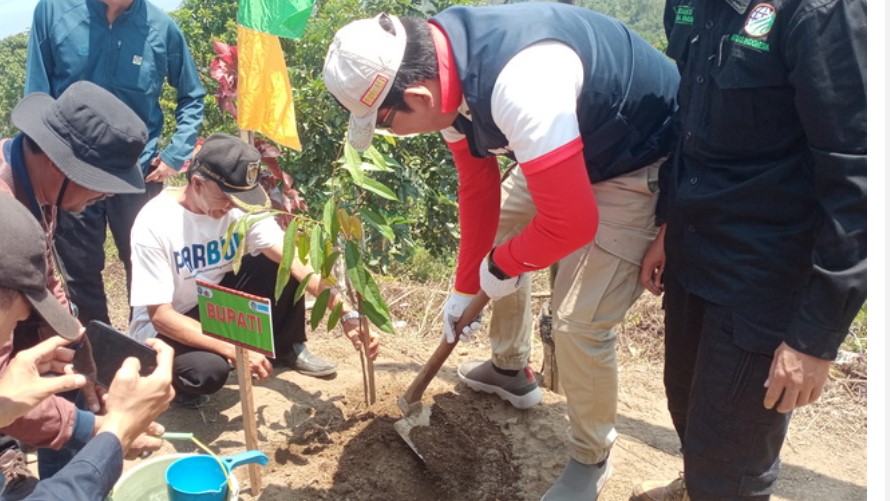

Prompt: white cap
xmin=323 ymin=14 xmax=407 ymax=151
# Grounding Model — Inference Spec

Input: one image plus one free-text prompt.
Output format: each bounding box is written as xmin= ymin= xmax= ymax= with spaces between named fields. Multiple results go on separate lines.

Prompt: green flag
xmin=237 ymin=0 xmax=315 ymax=39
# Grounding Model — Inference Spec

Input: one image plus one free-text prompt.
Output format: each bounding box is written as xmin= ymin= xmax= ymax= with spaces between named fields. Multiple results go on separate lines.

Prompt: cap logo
xmin=360 ymin=74 xmax=389 ymax=108
xmin=246 ymin=161 xmax=260 ymax=185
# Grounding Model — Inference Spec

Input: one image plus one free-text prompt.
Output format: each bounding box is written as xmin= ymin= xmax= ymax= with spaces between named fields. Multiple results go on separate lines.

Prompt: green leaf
xmin=297 ymin=231 xmax=310 ymax=263
xmin=293 ymin=271 xmax=314 ymax=306
xmin=274 ymin=220 xmax=299 ymax=301
xmin=344 ymin=241 xmax=392 ymax=331
xmin=344 ymin=244 xmax=370 ymax=308
xmin=342 ymin=161 xmax=364 ymax=185
xmin=326 ymin=301 xmax=344 ymax=332
xmin=323 ymin=197 xmax=339 ymax=238
xmin=309 ymin=224 xmax=324 ymax=272
xmin=222 ymin=219 xmax=239 ymax=258
xmin=310 ymin=287 xmax=331 ymax=330
xmin=363 ymin=145 xmax=393 ymax=172
xmin=322 ymin=250 xmax=341 ymax=279
xmin=343 ymin=143 xmax=362 ymax=168
xmin=361 ymin=298 xmax=394 ymax=334
xmin=359 ymin=161 xmax=386 ymax=172
xmin=357 ymin=268 xmax=390 ymax=325
xmin=359 ymin=208 xmax=395 ymax=241
xmin=353 ymin=176 xmax=398 ymax=201
xmin=231 ymin=217 xmax=249 ymax=275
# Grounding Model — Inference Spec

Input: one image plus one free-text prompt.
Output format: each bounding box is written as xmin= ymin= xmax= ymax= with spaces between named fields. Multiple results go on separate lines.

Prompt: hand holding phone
xmin=97 ymin=338 xmax=175 ymax=456
xmin=73 ymin=321 xmax=158 ymax=389
xmin=0 ymin=336 xmax=87 ymax=427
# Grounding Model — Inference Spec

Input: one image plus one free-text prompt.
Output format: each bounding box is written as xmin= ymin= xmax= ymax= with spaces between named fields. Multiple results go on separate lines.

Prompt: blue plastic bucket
xmin=165 ymin=450 xmax=268 ymax=501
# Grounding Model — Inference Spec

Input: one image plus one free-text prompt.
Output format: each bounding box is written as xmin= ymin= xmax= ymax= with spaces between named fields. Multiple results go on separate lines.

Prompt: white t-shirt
xmin=129 ymin=188 xmax=284 ymax=341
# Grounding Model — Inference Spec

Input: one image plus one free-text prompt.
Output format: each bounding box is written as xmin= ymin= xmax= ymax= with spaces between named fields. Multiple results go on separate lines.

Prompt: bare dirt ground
xmin=103 ymin=260 xmax=867 ymax=501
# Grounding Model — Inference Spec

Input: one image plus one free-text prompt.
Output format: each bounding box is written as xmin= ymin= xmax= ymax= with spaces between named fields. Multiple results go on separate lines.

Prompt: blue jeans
xmin=663 ymin=271 xmax=791 ymax=500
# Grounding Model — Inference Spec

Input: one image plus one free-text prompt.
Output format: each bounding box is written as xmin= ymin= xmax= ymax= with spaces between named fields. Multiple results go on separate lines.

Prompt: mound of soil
xmin=265 ymin=375 xmax=520 ymax=501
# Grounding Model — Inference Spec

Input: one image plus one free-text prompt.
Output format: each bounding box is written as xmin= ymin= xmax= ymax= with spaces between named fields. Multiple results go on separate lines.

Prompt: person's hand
xmin=442 ymin=291 xmax=482 ymax=344
xmin=763 ymin=342 xmax=832 ymax=413
xmin=478 ymin=254 xmax=526 ymax=301
xmin=96 ymin=338 xmax=175 ymax=455
xmin=245 ymin=350 xmax=272 ymax=381
xmin=0 ymin=336 xmax=87 ymax=427
xmin=341 ymin=316 xmax=380 ymax=361
xmin=124 ymin=422 xmax=166 ymax=460
xmin=144 ymin=158 xmax=178 ymax=183
xmin=640 ymin=224 xmax=666 ymax=295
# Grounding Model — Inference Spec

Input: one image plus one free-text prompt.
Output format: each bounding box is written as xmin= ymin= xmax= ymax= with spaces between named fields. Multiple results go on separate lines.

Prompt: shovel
xmin=395 ymin=292 xmax=489 ymax=460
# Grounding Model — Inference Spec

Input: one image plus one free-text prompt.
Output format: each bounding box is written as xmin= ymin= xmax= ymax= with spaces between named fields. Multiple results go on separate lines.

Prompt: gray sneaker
xmin=277 ymin=344 xmax=337 ymax=378
xmin=457 ymin=360 xmax=543 ymax=409
xmin=541 ymin=456 xmax=613 ymax=500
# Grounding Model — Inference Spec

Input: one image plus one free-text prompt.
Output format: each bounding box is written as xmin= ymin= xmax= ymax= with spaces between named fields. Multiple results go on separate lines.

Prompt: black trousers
xmin=662 ymin=271 xmax=791 ymax=500
xmin=159 ymin=254 xmax=306 ymax=396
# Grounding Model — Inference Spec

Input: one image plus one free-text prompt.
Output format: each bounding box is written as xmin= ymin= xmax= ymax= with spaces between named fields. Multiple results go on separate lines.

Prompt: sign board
xmin=196 ymin=280 xmax=275 ymax=357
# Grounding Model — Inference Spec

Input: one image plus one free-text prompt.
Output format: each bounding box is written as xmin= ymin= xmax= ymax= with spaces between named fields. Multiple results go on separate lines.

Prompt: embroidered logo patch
xmin=132 ymin=55 xmax=143 ymax=66
xmin=744 ymin=3 xmax=776 ymax=38
xmin=246 ymin=161 xmax=260 ymax=185
xmin=674 ymin=5 xmax=694 ymax=25
xmin=360 ymin=74 xmax=389 ymax=108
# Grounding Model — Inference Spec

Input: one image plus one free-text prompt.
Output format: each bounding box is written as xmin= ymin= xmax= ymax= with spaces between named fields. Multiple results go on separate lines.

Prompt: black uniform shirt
xmin=662 ymin=0 xmax=866 ymax=359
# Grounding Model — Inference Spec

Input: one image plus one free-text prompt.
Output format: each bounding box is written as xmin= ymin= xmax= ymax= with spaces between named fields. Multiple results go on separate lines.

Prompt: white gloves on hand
xmin=479 ymin=255 xmax=526 ymax=301
xmin=442 ymin=291 xmax=483 ymax=344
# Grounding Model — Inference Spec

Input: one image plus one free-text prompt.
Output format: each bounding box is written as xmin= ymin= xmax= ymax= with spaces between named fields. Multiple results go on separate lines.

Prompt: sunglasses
xmin=377 ymin=106 xmax=398 ymax=131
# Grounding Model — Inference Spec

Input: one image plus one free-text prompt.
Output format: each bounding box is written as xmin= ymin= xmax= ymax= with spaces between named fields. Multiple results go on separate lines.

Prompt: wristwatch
xmin=340 ymin=310 xmax=361 ymax=324
xmin=487 ymin=250 xmax=511 ymax=280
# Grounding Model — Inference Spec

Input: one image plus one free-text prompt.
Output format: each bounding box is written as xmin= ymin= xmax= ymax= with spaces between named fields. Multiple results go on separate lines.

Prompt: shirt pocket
xmin=706 ymin=44 xmax=799 ymax=157
xmin=108 ymin=35 xmax=162 ymax=96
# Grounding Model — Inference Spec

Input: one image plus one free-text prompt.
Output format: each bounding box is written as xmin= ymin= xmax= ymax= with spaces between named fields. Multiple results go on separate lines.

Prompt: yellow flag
xmin=237 ymin=25 xmax=301 ymax=151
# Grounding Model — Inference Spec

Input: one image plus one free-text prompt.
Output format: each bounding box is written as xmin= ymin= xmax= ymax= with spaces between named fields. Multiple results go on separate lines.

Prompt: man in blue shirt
xmin=25 ymin=0 xmax=206 ymax=329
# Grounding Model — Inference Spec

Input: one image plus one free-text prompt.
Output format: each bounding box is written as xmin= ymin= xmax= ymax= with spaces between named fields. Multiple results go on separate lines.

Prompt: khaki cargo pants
xmin=489 ymin=160 xmax=660 ymax=464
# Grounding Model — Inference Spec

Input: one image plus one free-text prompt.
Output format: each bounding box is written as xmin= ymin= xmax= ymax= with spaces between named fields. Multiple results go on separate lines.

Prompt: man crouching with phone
xmin=0 ymin=193 xmax=175 ymax=499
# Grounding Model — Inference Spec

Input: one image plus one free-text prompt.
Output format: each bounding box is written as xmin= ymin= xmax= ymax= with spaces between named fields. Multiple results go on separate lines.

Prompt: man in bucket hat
xmin=0 ymin=193 xmax=175 ymax=500
xmin=129 ymin=133 xmax=379 ymax=408
xmin=0 ymin=79 xmax=148 ymax=493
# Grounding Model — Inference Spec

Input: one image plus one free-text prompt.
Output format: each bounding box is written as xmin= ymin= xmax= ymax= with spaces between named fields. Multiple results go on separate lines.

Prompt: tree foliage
xmin=0 ymin=0 xmax=667 ymax=268
xmin=0 ymin=33 xmax=28 ymax=138
xmin=578 ymin=0 xmax=667 ymax=49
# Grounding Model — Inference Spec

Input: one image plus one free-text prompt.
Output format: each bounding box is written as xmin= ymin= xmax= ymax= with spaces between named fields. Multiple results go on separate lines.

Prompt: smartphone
xmin=73 ymin=321 xmax=158 ymax=388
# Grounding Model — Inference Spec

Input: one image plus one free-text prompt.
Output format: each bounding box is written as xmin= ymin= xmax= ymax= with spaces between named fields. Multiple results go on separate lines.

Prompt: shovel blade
xmin=394 ymin=417 xmax=425 ymax=461
xmin=394 ymin=396 xmax=432 ymax=461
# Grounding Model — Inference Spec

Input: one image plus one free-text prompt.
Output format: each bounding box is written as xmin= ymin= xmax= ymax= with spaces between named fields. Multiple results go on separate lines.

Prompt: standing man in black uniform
xmin=634 ymin=1 xmax=866 ymax=500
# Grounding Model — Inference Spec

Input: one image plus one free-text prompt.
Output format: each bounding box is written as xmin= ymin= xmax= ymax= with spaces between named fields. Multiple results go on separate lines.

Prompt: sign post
xmin=197 ymin=280 xmax=273 ymax=495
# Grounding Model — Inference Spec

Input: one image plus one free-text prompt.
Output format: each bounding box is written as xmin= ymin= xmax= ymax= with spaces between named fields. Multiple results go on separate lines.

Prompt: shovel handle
xmin=401 ymin=292 xmax=489 ymax=407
